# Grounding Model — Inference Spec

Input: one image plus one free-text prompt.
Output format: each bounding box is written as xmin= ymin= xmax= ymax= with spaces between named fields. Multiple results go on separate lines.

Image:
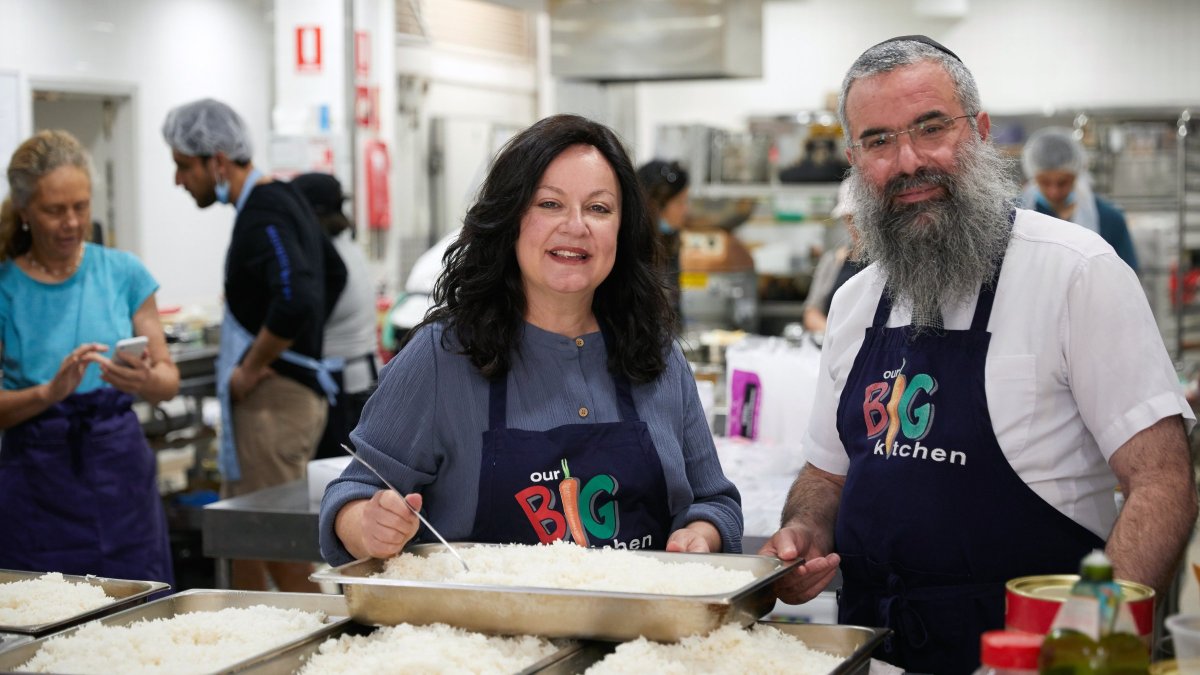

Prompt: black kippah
xmin=868 ymin=34 xmax=962 ymax=63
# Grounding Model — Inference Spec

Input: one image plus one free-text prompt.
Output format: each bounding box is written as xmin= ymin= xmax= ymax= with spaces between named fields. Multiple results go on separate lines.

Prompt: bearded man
xmin=761 ymin=36 xmax=1196 ymax=674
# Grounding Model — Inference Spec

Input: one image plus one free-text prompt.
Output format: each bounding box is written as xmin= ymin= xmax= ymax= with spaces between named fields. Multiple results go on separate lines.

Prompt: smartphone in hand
xmin=113 ymin=336 xmax=149 ymax=363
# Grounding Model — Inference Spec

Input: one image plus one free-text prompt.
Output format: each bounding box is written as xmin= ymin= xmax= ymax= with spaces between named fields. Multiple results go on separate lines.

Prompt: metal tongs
xmin=340 ymin=443 xmax=470 ymax=573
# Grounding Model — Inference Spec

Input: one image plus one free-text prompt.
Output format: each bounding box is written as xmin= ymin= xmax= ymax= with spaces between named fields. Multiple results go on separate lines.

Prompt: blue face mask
xmin=210 ymin=159 xmax=231 ymax=204
xmin=215 ymin=179 xmax=231 ymax=204
xmin=1035 ymin=190 xmax=1075 ymax=211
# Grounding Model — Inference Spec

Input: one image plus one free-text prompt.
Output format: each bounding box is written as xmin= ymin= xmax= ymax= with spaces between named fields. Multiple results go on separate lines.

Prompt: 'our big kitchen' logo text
xmin=514 ymin=459 xmax=651 ymax=550
xmin=861 ymin=359 xmax=966 ymax=466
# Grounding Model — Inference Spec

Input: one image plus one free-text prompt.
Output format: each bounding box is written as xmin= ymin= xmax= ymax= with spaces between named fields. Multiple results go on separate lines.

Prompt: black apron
xmin=0 ymin=388 xmax=174 ymax=584
xmin=469 ymin=334 xmax=672 ymax=550
xmin=833 ymin=252 xmax=1102 ymax=674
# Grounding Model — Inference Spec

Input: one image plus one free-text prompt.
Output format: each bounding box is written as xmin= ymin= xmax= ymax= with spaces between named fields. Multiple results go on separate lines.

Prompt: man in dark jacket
xmin=163 ymin=98 xmax=346 ymax=592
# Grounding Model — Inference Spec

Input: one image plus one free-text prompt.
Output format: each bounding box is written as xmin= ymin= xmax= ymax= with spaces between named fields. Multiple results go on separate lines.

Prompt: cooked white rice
xmin=376 ymin=541 xmax=755 ymax=596
xmin=0 ymin=573 xmax=114 ymax=626
xmin=298 ymin=622 xmax=557 ymax=675
xmin=584 ymin=623 xmax=844 ymax=675
xmin=19 ymin=605 xmax=326 ymax=674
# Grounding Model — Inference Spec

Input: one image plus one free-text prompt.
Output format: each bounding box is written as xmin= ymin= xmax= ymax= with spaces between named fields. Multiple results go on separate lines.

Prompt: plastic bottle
xmin=974 ymin=630 xmax=1043 ymax=675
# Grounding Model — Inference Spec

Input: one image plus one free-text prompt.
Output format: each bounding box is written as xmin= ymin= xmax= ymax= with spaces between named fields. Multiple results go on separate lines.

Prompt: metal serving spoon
xmin=340 ymin=443 xmax=470 ymax=573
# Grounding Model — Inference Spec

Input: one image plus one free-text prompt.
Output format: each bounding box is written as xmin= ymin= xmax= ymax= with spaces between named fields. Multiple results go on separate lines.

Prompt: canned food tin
xmin=1005 ymin=575 xmax=1155 ymax=638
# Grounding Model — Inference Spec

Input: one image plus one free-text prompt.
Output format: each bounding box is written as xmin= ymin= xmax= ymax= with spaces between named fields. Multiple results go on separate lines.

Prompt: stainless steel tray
xmin=0 ymin=589 xmax=351 ymax=674
xmin=311 ymin=543 xmax=803 ymax=642
xmin=237 ymin=623 xmax=583 ymax=675
xmin=530 ymin=621 xmax=891 ymax=675
xmin=0 ymin=568 xmax=170 ymax=635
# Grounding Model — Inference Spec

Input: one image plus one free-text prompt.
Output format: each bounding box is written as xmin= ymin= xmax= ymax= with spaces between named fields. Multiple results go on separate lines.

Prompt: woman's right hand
xmin=342 ymin=490 xmax=424 ymax=559
xmin=44 ymin=343 xmax=107 ymax=403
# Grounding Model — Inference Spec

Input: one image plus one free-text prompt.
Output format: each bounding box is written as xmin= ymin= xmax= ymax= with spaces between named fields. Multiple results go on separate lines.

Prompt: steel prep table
xmin=202 ymin=479 xmax=324 ymax=588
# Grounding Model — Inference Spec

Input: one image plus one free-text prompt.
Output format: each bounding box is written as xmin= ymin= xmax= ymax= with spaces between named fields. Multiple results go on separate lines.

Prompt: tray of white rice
xmin=532 ymin=621 xmax=890 ymax=675
xmin=236 ymin=621 xmax=580 ymax=675
xmin=0 ymin=588 xmax=351 ymax=674
xmin=310 ymin=541 xmax=803 ymax=642
xmin=0 ymin=569 xmax=169 ymax=635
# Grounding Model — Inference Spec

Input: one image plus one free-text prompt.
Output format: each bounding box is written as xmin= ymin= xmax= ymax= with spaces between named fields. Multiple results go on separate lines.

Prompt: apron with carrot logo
xmin=833 ymin=225 xmax=1103 ymax=674
xmin=470 ymin=345 xmax=672 ymax=550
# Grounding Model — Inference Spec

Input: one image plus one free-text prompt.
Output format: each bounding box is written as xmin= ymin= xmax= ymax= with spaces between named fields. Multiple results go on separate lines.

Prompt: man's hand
xmin=763 ymin=463 xmax=845 ymax=605
xmin=760 ymin=525 xmax=841 ymax=604
xmin=229 ymin=363 xmax=273 ymax=402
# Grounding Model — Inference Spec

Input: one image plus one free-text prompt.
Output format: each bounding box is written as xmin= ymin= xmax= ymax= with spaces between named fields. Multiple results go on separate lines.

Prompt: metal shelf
xmin=690 ymin=182 xmax=840 ymax=199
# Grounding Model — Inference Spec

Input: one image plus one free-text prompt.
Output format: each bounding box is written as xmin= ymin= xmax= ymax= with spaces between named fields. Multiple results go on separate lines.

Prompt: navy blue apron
xmin=469 ymin=334 xmax=672 ymax=550
xmin=833 ymin=248 xmax=1102 ymax=674
xmin=0 ymin=388 xmax=174 ymax=584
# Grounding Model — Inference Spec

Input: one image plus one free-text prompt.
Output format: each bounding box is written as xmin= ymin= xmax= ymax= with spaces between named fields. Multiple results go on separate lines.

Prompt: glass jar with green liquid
xmin=1037 ymin=550 xmax=1149 ymax=675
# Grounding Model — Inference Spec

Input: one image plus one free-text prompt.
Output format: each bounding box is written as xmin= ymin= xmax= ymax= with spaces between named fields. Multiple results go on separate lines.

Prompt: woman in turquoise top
xmin=0 ymin=130 xmax=179 ymax=584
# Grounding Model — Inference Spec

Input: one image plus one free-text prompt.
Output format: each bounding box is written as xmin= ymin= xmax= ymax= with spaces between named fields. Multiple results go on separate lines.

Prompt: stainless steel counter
xmin=202 ymin=480 xmax=321 ymax=587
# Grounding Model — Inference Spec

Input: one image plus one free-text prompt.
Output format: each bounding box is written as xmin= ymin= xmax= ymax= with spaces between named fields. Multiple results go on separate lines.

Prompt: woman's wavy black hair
xmin=405 ymin=113 xmax=676 ymax=383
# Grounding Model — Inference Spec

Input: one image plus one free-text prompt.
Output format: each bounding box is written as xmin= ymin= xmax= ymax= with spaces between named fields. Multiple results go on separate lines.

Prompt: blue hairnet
xmin=162 ymin=98 xmax=253 ymax=162
xmin=1021 ymin=127 xmax=1085 ymax=178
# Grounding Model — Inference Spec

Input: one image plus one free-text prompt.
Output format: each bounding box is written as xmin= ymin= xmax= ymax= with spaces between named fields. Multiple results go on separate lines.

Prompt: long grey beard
xmin=847 ymin=137 xmax=1018 ymax=333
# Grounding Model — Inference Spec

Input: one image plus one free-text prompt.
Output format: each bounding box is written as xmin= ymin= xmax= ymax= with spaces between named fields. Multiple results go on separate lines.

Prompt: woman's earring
xmin=20 ymin=222 xmax=29 ymax=232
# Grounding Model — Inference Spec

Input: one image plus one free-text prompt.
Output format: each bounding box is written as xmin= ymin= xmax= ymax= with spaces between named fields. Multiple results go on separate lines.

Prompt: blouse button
xmin=575 ymin=337 xmax=585 ymax=348
xmin=578 ymin=406 xmax=589 ymax=418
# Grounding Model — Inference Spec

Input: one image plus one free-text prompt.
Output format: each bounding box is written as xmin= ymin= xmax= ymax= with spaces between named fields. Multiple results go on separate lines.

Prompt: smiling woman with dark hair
xmin=320 ymin=114 xmax=742 ymax=565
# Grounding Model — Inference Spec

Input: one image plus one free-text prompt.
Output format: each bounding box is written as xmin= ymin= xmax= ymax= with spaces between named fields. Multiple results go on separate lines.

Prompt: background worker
xmin=162 ymin=98 xmax=346 ymax=592
xmin=636 ymin=159 xmax=690 ymax=319
xmin=0 ymin=130 xmax=178 ymax=584
xmin=292 ymin=172 xmax=380 ymax=460
xmin=1020 ymin=126 xmax=1140 ymax=273
xmin=802 ymin=180 xmax=864 ymax=335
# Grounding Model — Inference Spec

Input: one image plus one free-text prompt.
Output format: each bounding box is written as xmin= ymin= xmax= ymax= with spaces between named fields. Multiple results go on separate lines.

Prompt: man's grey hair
xmin=837 ymin=40 xmax=983 ymax=141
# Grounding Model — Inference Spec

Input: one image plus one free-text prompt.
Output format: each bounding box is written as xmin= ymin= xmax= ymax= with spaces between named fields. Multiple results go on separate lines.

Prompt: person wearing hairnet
xmin=802 ymin=181 xmax=864 ymax=335
xmin=162 ymin=99 xmax=346 ymax=592
xmin=291 ymin=172 xmax=380 ymax=460
xmin=1020 ymin=127 xmax=1139 ymax=272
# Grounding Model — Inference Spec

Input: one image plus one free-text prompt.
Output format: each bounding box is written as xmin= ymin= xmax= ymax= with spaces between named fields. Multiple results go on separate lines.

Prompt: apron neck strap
xmin=488 ymin=374 xmax=508 ymax=431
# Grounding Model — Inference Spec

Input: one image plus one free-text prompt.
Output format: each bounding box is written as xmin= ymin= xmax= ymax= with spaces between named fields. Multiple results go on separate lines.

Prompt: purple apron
xmin=469 ymin=334 xmax=672 ymax=550
xmin=833 ymin=248 xmax=1102 ymax=674
xmin=0 ymin=388 xmax=174 ymax=584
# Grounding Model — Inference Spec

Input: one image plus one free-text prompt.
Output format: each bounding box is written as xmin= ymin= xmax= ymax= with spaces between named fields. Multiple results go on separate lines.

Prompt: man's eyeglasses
xmin=848 ymin=115 xmax=973 ymax=157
